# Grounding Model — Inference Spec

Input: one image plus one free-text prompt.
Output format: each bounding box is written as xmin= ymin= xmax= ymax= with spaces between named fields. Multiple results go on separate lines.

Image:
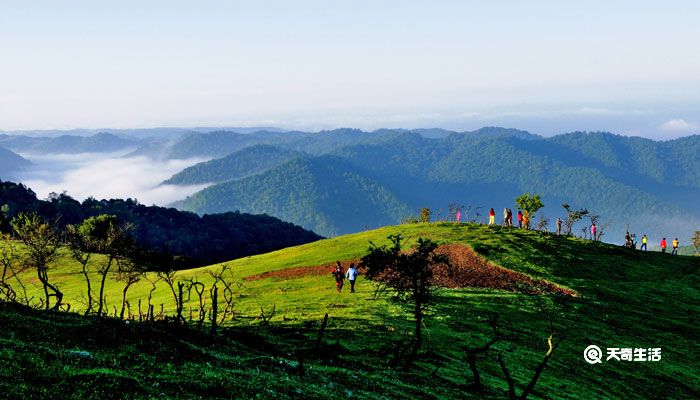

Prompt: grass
xmin=1 ymin=222 xmax=699 ymax=399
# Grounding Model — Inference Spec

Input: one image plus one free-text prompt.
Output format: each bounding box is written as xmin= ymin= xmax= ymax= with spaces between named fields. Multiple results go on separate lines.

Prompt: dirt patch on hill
xmin=245 ymin=260 xmax=360 ymax=282
xmin=245 ymin=244 xmax=576 ymax=296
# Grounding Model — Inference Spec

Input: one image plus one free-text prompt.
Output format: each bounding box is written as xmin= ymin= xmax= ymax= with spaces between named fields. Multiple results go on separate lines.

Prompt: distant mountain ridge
xmin=0 ymin=147 xmax=31 ymax=177
xmin=170 ymin=128 xmax=700 ymax=241
xmin=0 ymin=132 xmax=138 ymax=154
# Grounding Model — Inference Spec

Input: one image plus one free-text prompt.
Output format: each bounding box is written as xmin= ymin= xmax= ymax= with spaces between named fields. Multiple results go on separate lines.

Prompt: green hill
xmin=163 ymin=144 xmax=302 ymax=185
xmin=175 ymin=156 xmax=413 ymax=236
xmin=1 ymin=223 xmax=698 ymax=399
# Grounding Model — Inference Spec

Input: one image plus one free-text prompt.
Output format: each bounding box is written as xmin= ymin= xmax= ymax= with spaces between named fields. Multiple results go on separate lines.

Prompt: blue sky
xmin=1 ymin=1 xmax=699 ymax=138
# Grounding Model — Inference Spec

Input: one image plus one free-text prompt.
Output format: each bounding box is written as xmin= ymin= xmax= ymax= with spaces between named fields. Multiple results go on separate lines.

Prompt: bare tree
xmin=186 ymin=278 xmax=207 ymax=327
xmin=497 ymin=334 xmax=563 ymax=400
xmin=158 ymin=270 xmax=185 ymax=322
xmin=561 ymin=204 xmax=589 ymax=236
xmin=465 ymin=315 xmax=502 ymax=390
xmin=447 ymin=203 xmax=464 ymax=222
xmin=208 ymin=264 xmax=241 ymax=322
xmin=143 ymin=274 xmax=162 ymax=321
xmin=116 ymin=258 xmax=143 ymax=319
xmin=66 ymin=225 xmax=95 ymax=314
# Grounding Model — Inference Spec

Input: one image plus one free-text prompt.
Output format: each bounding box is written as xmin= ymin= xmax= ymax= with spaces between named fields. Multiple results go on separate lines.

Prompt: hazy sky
xmin=1 ymin=1 xmax=699 ymax=138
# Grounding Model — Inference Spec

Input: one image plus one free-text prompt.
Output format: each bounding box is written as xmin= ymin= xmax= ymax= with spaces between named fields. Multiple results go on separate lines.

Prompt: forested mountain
xmin=170 ymin=129 xmax=700 ymax=241
xmin=0 ymin=147 xmax=31 ymax=176
xmin=164 ymin=145 xmax=302 ymax=185
xmin=0 ymin=180 xmax=321 ymax=268
xmin=174 ymin=156 xmax=412 ymax=236
xmin=0 ymin=132 xmax=138 ymax=154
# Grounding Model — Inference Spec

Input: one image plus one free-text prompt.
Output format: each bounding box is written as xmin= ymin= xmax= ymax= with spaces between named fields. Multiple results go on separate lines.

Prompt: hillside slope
xmin=3 ymin=223 xmax=698 ymax=399
xmin=163 ymin=144 xmax=302 ymax=185
xmin=175 ymin=156 xmax=413 ymax=236
xmin=0 ymin=147 xmax=31 ymax=177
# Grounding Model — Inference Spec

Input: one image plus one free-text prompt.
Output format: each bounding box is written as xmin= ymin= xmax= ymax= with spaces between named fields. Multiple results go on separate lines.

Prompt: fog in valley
xmin=14 ymin=151 xmax=210 ymax=206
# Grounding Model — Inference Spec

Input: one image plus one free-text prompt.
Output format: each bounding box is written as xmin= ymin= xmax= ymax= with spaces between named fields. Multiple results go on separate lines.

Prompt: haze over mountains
xmin=1 ymin=126 xmax=698 ymax=243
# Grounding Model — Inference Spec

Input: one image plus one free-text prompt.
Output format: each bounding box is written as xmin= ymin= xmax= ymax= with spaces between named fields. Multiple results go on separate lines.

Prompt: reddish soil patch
xmin=431 ymin=244 xmax=576 ymax=296
xmin=244 ymin=259 xmax=361 ymax=282
xmin=245 ymin=244 xmax=576 ymax=296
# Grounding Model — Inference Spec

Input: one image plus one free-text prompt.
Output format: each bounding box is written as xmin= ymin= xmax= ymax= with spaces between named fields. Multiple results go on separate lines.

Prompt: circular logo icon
xmin=584 ymin=345 xmax=603 ymax=364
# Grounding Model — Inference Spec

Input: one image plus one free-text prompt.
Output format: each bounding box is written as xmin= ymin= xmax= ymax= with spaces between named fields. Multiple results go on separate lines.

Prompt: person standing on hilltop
xmin=672 ymin=238 xmax=679 ymax=255
xmin=488 ymin=208 xmax=495 ymax=225
xmin=641 ymin=234 xmax=648 ymax=251
xmin=331 ymin=262 xmax=345 ymax=293
xmin=503 ymin=208 xmax=508 ymax=226
xmin=556 ymin=217 xmax=562 ymax=235
xmin=346 ymin=263 xmax=359 ymax=293
xmin=517 ymin=210 xmax=523 ymax=228
xmin=660 ymin=238 xmax=667 ymax=253
xmin=507 ymin=208 xmax=513 ymax=227
xmin=591 ymin=223 xmax=597 ymax=241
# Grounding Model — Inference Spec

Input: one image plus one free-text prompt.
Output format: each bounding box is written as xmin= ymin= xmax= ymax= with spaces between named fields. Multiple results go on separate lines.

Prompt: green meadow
xmin=1 ymin=222 xmax=698 ymax=399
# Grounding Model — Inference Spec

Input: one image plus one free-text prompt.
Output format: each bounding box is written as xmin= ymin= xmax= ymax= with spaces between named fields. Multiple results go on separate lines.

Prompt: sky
xmin=1 ymin=1 xmax=699 ymax=138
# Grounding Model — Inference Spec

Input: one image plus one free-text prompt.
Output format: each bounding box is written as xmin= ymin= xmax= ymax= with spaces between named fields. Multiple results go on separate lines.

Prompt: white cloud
xmin=15 ymin=152 xmax=210 ymax=206
xmin=660 ymin=118 xmax=698 ymax=133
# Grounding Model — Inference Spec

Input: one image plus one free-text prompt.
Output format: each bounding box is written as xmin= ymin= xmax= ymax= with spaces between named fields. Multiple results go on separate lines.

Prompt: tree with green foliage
xmin=515 ymin=193 xmax=544 ymax=229
xmin=76 ymin=215 xmax=135 ymax=315
xmin=0 ymin=233 xmax=27 ymax=304
xmin=0 ymin=204 xmax=9 ymax=231
xmin=11 ymin=213 xmax=62 ymax=310
xmin=361 ymin=234 xmax=448 ymax=368
xmin=692 ymin=230 xmax=700 ymax=255
xmin=419 ymin=207 xmax=431 ymax=223
xmin=66 ymin=224 xmax=96 ymax=314
xmin=561 ymin=204 xmax=589 ymax=236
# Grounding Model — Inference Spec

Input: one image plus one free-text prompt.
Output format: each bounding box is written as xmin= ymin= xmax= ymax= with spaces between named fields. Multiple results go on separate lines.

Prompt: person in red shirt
xmin=660 ymin=238 xmax=667 ymax=253
xmin=488 ymin=208 xmax=496 ymax=225
xmin=331 ymin=262 xmax=345 ymax=292
xmin=517 ymin=210 xmax=523 ymax=228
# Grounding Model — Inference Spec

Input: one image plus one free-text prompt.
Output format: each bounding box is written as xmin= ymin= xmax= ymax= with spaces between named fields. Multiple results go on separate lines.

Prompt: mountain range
xmin=0 ymin=132 xmax=138 ymax=154
xmin=0 ymin=147 xmax=31 ymax=177
xmin=164 ymin=128 xmax=700 ymax=241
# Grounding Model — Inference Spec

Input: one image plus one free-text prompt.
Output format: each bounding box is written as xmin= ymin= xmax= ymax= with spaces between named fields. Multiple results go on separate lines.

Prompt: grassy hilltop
xmin=1 ymin=223 xmax=699 ymax=399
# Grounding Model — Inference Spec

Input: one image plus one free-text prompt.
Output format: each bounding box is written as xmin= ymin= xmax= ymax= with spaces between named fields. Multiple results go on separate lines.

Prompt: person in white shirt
xmin=345 ymin=263 xmax=359 ymax=293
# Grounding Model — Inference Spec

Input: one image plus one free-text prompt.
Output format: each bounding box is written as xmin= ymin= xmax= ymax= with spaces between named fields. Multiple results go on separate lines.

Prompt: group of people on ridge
xmin=485 ymin=207 xmax=682 ymax=254
xmin=488 ymin=208 xmax=526 ymax=228
xmin=658 ymin=237 xmax=681 ymax=255
xmin=331 ymin=262 xmax=359 ymax=293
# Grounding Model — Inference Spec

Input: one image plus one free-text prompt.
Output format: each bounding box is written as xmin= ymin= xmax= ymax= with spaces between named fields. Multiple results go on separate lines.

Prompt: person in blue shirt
xmin=345 ymin=263 xmax=359 ymax=293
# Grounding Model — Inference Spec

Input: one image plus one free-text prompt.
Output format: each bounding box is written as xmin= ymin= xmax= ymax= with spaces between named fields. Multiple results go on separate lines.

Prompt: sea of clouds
xmin=14 ymin=151 xmax=210 ymax=206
